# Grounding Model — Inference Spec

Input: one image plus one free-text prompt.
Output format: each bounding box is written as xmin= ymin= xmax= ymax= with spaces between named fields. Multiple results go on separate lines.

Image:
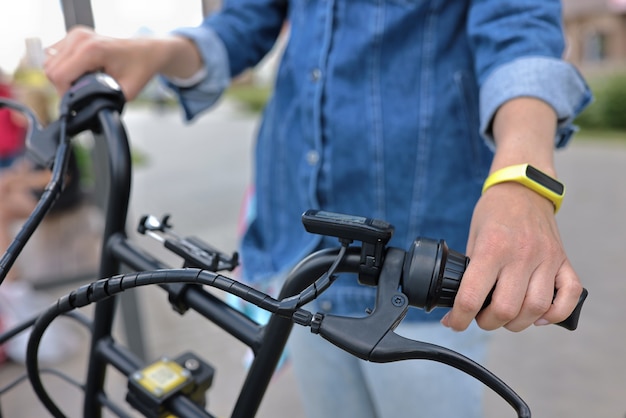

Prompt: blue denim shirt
xmin=165 ymin=0 xmax=591 ymax=321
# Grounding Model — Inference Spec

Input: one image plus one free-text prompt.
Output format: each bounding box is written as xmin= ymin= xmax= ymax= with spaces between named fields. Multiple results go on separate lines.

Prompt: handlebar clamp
xmin=28 ymin=73 xmax=126 ymax=168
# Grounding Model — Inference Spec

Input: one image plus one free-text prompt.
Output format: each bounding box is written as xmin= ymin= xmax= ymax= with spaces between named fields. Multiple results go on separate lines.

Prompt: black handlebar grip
xmin=554 ymin=288 xmax=588 ymax=330
xmin=402 ymin=237 xmax=588 ymax=331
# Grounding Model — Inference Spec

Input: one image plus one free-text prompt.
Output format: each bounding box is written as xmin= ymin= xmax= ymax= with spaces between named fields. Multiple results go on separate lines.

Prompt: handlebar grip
xmin=554 ymin=288 xmax=588 ymax=330
xmin=25 ymin=73 xmax=126 ymax=168
xmin=402 ymin=237 xmax=588 ymax=331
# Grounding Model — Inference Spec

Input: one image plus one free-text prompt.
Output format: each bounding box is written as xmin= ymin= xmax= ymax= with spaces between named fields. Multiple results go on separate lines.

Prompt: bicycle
xmin=0 ymin=73 xmax=587 ymax=418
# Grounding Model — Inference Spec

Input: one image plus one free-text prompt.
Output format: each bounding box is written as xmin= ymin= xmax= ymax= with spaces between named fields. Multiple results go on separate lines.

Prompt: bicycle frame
xmin=1 ymin=72 xmax=587 ymax=418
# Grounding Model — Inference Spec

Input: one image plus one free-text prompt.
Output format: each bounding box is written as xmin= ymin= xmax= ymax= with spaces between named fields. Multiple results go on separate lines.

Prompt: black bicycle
xmin=0 ymin=73 xmax=587 ymax=418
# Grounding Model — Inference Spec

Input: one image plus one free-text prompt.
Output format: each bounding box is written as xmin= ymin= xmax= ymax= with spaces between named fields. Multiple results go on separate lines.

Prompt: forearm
xmin=490 ymin=97 xmax=558 ymax=176
xmin=444 ymin=96 xmax=583 ymax=332
xmin=45 ymin=27 xmax=206 ymax=100
xmin=150 ymin=36 xmax=205 ymax=81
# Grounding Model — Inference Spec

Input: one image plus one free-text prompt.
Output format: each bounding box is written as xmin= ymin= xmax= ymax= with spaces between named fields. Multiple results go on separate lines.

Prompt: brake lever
xmin=368 ymin=331 xmax=531 ymax=417
xmin=309 ymin=248 xmax=409 ymax=355
xmin=309 ymin=248 xmax=531 ymax=417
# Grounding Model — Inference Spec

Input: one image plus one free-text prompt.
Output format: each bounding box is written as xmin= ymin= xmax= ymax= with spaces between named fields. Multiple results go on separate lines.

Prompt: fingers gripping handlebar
xmin=3 ymin=73 xmax=587 ymax=332
xmin=300 ymin=214 xmax=585 ymax=418
xmin=301 ymin=209 xmax=588 ymax=331
xmin=402 ymin=238 xmax=588 ymax=331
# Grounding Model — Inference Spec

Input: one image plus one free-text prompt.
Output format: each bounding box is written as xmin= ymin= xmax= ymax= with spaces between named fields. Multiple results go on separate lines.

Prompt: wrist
xmin=482 ymin=164 xmax=565 ymax=213
xmin=155 ymin=36 xmax=204 ymax=80
xmin=490 ymin=152 xmax=557 ymax=178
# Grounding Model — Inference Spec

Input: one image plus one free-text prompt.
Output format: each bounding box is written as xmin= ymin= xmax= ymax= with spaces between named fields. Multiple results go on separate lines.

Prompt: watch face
xmin=525 ymin=165 xmax=564 ymax=195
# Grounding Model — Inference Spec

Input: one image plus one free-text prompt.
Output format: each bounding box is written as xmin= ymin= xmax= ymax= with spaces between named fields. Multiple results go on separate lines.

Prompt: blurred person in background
xmin=0 ymin=68 xmax=83 ymax=365
xmin=0 ymin=69 xmax=26 ymax=169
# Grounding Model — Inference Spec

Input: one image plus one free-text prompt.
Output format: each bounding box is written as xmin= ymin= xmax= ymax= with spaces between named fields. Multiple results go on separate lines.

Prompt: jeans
xmin=287 ymin=317 xmax=490 ymax=418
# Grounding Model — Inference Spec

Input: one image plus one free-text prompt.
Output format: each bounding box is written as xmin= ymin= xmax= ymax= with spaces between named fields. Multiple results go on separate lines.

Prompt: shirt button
xmin=320 ymin=300 xmax=333 ymax=312
xmin=310 ymin=68 xmax=322 ymax=81
xmin=306 ymin=150 xmax=319 ymax=165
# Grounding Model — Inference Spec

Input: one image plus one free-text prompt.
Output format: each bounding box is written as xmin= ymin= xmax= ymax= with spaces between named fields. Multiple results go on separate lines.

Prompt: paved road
xmin=1 ymin=101 xmax=624 ymax=417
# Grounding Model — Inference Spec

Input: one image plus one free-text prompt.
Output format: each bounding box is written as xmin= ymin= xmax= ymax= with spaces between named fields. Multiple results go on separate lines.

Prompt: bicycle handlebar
xmin=0 ymin=72 xmax=588 ymax=418
xmin=402 ymin=238 xmax=588 ymax=331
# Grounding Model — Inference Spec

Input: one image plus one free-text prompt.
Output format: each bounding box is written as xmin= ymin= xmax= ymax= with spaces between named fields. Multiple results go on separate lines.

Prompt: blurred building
xmin=563 ymin=0 xmax=626 ymax=75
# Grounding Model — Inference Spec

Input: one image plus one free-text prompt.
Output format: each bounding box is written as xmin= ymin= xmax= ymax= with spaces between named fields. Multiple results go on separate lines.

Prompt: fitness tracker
xmin=482 ymin=164 xmax=565 ymax=213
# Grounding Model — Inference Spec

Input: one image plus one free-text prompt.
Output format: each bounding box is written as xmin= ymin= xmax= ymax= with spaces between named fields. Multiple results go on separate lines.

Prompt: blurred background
xmin=0 ymin=1 xmax=625 ymax=417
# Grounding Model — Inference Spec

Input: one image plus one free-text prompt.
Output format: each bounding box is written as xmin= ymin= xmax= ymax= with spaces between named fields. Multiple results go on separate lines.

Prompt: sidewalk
xmin=0 ymin=100 xmax=624 ymax=417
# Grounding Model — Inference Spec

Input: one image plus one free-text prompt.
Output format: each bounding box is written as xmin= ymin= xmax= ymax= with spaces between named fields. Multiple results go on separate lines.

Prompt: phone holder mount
xmin=137 ymin=214 xmax=239 ymax=315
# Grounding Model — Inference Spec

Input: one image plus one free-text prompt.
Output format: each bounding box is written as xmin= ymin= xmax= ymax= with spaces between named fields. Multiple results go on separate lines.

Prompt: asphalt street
xmin=0 ymin=100 xmax=624 ymax=417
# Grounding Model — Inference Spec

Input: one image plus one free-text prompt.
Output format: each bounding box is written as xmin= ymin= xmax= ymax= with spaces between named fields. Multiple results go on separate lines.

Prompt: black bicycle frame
xmin=65 ymin=104 xmax=357 ymax=417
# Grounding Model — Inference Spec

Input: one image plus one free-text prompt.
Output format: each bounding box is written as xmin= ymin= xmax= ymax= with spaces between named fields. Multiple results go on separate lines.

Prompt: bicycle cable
xmin=0 ymin=311 xmax=93 ymax=417
xmin=276 ymin=240 xmax=349 ymax=315
xmin=0 ymin=115 xmax=73 ymax=287
xmin=25 ymin=267 xmax=323 ymax=417
xmin=0 ymin=310 xmax=92 ymax=346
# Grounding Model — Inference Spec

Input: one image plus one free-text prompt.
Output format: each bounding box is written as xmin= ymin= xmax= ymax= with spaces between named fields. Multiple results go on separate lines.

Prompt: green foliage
xmin=225 ymin=84 xmax=272 ymax=113
xmin=73 ymin=142 xmax=149 ymax=192
xmin=72 ymin=143 xmax=94 ymax=188
xmin=576 ymin=73 xmax=626 ymax=132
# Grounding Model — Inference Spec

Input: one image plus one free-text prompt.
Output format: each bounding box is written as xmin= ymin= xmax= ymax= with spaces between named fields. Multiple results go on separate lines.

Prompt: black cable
xmin=0 ymin=316 xmax=37 ymax=346
xmin=22 ymin=247 xmax=347 ymax=417
xmin=0 ymin=372 xmax=30 ymax=397
xmin=0 ymin=367 xmax=86 ymax=418
xmin=0 ymin=311 xmax=92 ymax=346
xmin=25 ymin=268 xmax=285 ymax=417
xmin=288 ymin=242 xmax=348 ymax=309
xmin=0 ymin=118 xmax=72 ymax=286
xmin=0 ymin=310 xmax=93 ymax=415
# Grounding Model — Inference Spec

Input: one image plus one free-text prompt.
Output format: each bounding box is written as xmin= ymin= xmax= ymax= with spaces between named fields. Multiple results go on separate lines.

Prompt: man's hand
xmin=44 ymin=26 xmax=204 ymax=101
xmin=441 ymin=97 xmax=585 ymax=332
xmin=441 ymin=181 xmax=584 ymax=332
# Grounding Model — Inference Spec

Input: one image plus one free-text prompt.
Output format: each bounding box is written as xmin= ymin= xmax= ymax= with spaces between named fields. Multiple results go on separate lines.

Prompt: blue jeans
xmin=287 ymin=317 xmax=490 ymax=418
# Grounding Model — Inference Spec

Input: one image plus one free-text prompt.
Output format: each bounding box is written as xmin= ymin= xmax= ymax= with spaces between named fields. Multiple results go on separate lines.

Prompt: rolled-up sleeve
xmin=161 ymin=0 xmax=287 ymax=121
xmin=480 ymin=57 xmax=592 ymax=147
xmin=468 ymin=0 xmax=592 ymax=147
xmin=160 ymin=26 xmax=231 ymax=121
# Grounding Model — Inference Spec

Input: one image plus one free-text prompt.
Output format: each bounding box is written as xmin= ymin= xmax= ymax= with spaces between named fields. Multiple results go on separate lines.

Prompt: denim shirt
xmin=164 ymin=0 xmax=591 ymax=321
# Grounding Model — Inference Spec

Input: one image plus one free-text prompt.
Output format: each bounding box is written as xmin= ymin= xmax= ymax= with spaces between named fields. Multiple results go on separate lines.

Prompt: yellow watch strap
xmin=482 ymin=164 xmax=565 ymax=213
